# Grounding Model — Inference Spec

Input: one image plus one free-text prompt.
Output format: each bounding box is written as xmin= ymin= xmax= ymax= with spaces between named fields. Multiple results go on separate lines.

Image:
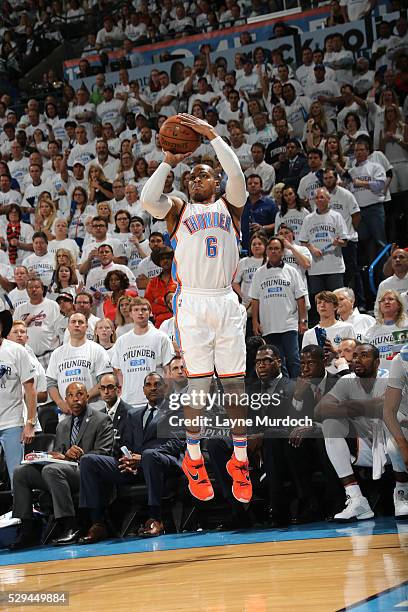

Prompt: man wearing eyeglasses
xmin=79 ymin=216 xmax=127 ymax=276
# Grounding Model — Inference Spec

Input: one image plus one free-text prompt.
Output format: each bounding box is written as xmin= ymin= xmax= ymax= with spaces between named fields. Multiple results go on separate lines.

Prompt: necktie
xmin=71 ymin=416 xmax=80 ymax=446
xmin=314 ymin=388 xmax=322 ymax=403
xmin=143 ymin=407 xmax=156 ymax=430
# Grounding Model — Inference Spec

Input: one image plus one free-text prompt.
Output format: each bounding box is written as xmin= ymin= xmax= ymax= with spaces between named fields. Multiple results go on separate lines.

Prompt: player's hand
xmin=179 ymin=114 xmax=217 ymax=140
xmin=163 ymin=149 xmax=193 ymax=168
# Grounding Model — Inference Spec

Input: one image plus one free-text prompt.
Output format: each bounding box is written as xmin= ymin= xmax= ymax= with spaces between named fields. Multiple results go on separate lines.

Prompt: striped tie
xmin=71 ymin=416 xmax=80 ymax=446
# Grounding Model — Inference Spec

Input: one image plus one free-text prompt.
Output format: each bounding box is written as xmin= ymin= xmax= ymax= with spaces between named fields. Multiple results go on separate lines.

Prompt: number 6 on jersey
xmin=205 ymin=236 xmax=218 ymax=258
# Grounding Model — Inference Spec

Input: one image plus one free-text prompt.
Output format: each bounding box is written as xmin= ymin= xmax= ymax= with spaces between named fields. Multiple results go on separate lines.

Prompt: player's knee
xmin=220 ymin=376 xmax=245 ymax=408
xmin=322 ymin=418 xmax=348 ymax=439
xmin=187 ymin=376 xmax=213 ymax=410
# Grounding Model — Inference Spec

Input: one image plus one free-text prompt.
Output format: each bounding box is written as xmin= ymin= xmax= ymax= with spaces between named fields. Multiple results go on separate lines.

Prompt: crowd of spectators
xmin=0 ymin=1 xmax=408 ymax=548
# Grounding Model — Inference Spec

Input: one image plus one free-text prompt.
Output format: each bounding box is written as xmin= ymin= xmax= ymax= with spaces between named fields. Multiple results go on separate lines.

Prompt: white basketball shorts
xmin=174 ymin=286 xmax=246 ymax=378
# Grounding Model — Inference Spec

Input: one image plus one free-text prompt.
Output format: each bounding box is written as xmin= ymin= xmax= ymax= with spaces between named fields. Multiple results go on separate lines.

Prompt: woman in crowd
xmin=55 ymin=248 xmax=82 ymax=284
xmin=244 ymin=98 xmax=265 ymax=134
xmin=103 ymin=269 xmax=137 ymax=321
xmin=68 ymin=186 xmax=91 ymax=248
xmin=0 ymin=204 xmax=33 ymax=265
xmin=191 ymin=101 xmax=206 ymax=119
xmin=302 ymin=101 xmax=335 ymax=142
xmin=305 ymin=121 xmax=326 ymax=154
xmin=51 ymin=262 xmax=79 ymax=298
xmin=232 ymin=232 xmax=267 ymax=335
xmin=88 ymin=164 xmax=113 ymax=204
xmin=274 ymin=185 xmax=309 ymax=243
xmin=115 ymin=295 xmax=134 ymax=337
xmin=324 ymin=134 xmax=349 ymax=177
xmin=379 ymin=104 xmax=408 ymax=194
xmin=34 ymin=194 xmax=57 ymax=240
xmin=363 ymin=290 xmax=408 ymax=370
xmin=340 ymin=112 xmax=368 ymax=159
xmin=334 ymin=287 xmax=375 ymax=342
xmin=134 ymin=157 xmax=149 ymax=190
xmin=96 ymin=201 xmax=114 ymax=231
xmin=94 ymin=318 xmax=117 ymax=356
xmin=117 ymin=151 xmax=136 ymax=184
xmin=270 ymin=182 xmax=285 ymax=209
xmin=113 ymin=209 xmax=132 ymax=246
xmin=278 ymin=224 xmax=312 ymax=308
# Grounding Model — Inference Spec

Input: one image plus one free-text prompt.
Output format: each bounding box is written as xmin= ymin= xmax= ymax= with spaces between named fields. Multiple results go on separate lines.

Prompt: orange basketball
xmin=159 ymin=115 xmax=201 ymax=154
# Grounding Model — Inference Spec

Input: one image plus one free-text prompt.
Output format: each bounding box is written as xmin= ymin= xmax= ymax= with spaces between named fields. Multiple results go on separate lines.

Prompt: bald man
xmin=10 ymin=382 xmax=113 ymax=549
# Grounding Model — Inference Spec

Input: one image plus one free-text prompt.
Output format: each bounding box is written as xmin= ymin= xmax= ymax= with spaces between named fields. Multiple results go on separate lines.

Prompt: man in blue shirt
xmin=241 ymin=174 xmax=278 ymax=252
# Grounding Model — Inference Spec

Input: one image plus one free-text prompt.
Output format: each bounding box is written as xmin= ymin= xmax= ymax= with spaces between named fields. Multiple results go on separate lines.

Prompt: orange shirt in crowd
xmin=145 ymin=275 xmax=177 ymax=327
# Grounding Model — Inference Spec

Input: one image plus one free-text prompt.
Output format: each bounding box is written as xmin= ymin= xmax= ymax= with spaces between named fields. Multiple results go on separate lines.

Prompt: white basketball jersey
xmin=171 ymin=198 xmax=239 ymax=290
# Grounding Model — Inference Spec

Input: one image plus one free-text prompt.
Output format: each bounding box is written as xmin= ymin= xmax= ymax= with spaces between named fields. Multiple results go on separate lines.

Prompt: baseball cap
xmin=314 ymin=63 xmax=325 ymax=70
xmin=73 ymin=159 xmax=85 ymax=167
xmin=206 ymin=106 xmax=218 ymax=114
xmin=56 ymin=292 xmax=74 ymax=303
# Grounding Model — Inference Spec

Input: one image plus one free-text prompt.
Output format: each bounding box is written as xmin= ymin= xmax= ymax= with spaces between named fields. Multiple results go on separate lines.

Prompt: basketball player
xmin=141 ymin=114 xmax=251 ymax=503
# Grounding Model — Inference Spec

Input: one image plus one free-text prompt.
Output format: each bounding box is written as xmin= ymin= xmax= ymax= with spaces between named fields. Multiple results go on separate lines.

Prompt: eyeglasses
xmin=100 ymin=384 xmax=117 ymax=391
xmin=116 ymin=217 xmax=128 ymax=221
xmin=93 ymin=224 xmax=106 ymax=229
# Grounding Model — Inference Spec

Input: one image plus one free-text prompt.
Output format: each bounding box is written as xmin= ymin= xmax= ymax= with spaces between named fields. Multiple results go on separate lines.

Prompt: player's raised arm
xmin=140 ymin=151 xmax=189 ymax=219
xmin=179 ymin=114 xmax=247 ymax=210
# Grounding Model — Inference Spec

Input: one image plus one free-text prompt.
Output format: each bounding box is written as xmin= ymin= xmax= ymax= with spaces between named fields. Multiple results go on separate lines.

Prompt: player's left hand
xmin=163 ymin=149 xmax=193 ymax=168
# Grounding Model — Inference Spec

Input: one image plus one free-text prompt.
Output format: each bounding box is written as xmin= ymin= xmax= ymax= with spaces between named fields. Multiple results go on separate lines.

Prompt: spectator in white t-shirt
xmin=111 ymin=297 xmax=174 ymax=407
xmin=302 ymin=291 xmax=356 ymax=369
xmin=375 ymin=248 xmax=408 ymax=315
xmin=250 ymin=236 xmax=308 ymax=378
xmin=0 ymin=310 xmax=36 ymax=488
xmin=333 ymin=287 xmax=375 ymax=342
xmin=299 ymin=187 xmax=348 ymax=299
xmin=13 ymin=277 xmax=60 ymax=368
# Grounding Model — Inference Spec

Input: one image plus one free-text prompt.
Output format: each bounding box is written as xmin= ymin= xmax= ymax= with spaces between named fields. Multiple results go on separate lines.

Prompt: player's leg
xmin=215 ymin=291 xmax=252 ymax=503
xmin=221 ymin=376 xmax=252 ymax=503
xmin=174 ymin=291 xmax=216 ymax=501
xmin=386 ymin=425 xmax=408 ymax=518
xmin=181 ymin=375 xmax=215 ymax=501
xmin=322 ymin=418 xmax=374 ymax=521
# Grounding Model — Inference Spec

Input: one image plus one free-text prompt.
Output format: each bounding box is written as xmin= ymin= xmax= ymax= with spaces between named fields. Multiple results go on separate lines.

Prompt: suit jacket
xmin=55 ymin=406 xmax=114 ymax=456
xmin=297 ymin=372 xmax=340 ymax=421
xmin=111 ymin=398 xmax=133 ymax=459
xmin=276 ymin=155 xmax=309 ymax=190
xmin=122 ymin=400 xmax=184 ymax=462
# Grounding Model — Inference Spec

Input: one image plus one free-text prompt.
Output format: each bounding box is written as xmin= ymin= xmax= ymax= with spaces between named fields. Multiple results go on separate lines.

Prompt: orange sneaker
xmin=226 ymin=455 xmax=252 ymax=503
xmin=182 ymin=453 xmax=214 ymax=502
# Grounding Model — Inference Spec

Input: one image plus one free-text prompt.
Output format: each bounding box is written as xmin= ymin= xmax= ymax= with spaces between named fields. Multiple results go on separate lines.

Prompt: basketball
xmin=159 ymin=115 xmax=201 ymax=154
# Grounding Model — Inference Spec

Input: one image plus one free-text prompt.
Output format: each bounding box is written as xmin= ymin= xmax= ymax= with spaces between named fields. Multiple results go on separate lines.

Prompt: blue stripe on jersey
xmin=173 ymin=285 xmax=181 ymax=350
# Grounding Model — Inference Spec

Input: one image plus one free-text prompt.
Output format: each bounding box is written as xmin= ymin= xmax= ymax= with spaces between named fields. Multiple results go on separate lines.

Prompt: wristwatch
xmin=26 ymin=418 xmax=37 ymax=427
xmin=299 ymin=319 xmax=308 ymax=324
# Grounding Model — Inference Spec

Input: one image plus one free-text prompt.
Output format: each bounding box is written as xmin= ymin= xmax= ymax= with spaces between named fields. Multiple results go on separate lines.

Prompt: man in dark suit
xmin=79 ymin=372 xmax=184 ymax=543
xmin=275 ymin=138 xmax=309 ymax=190
xmin=284 ymin=344 xmax=345 ymax=522
xmin=10 ymin=382 xmax=114 ymax=550
xmin=206 ymin=345 xmax=294 ymax=528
